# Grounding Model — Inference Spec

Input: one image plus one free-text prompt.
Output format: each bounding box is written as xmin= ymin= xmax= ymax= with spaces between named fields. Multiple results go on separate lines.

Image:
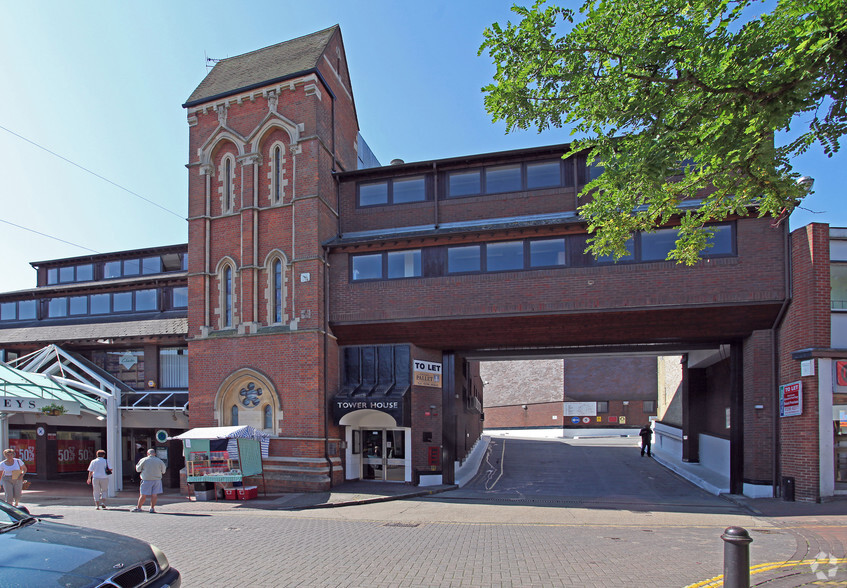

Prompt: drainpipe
xmin=323 ymin=243 xmax=333 ymax=485
xmin=770 ymin=221 xmax=793 ymax=497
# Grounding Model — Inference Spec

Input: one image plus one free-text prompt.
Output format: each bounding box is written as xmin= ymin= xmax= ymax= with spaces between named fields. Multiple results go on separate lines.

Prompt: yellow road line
xmin=686 ymin=558 xmax=847 ymax=587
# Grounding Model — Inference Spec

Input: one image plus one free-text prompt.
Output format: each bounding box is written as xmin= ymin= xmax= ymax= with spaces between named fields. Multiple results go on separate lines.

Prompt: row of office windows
xmin=350 ymin=224 xmax=734 ymax=281
xmin=357 ymin=157 xmax=601 ymax=208
xmin=0 ymin=287 xmax=188 ymax=322
xmin=44 ymin=253 xmax=188 ymax=286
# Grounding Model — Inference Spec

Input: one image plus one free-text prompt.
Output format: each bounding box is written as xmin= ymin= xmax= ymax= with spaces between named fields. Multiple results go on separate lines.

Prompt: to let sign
xmin=779 ymin=381 xmax=803 ymax=417
xmin=413 ymin=360 xmax=442 ymax=388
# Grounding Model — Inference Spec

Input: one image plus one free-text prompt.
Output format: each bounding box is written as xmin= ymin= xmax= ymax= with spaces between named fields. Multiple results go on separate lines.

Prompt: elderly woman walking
xmin=0 ymin=448 xmax=27 ymax=508
xmin=87 ymin=449 xmax=112 ymax=509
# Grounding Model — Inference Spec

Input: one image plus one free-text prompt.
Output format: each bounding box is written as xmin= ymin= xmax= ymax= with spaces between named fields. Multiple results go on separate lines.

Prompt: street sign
xmin=571 ymin=417 xmax=580 ymax=424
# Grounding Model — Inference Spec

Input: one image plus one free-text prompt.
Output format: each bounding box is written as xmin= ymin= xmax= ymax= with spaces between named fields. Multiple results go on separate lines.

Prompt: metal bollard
xmin=722 ymin=526 xmax=753 ymax=588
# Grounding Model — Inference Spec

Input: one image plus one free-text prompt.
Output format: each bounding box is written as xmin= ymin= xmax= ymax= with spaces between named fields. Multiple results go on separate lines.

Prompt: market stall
xmin=174 ymin=426 xmax=268 ymax=500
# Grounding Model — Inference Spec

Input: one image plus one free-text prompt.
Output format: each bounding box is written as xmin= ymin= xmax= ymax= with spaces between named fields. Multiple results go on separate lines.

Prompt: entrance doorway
xmin=362 ymin=429 xmax=405 ymax=481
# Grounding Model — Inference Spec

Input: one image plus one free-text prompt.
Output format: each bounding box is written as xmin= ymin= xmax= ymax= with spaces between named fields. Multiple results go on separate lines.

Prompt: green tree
xmin=480 ymin=0 xmax=846 ymax=264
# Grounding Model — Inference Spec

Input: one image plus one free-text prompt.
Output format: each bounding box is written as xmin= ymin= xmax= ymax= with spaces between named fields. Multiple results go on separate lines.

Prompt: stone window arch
xmin=264 ymin=250 xmax=288 ymax=325
xmin=215 ymin=258 xmax=237 ymax=329
xmin=267 ymin=141 xmax=287 ymax=205
xmin=216 ymin=369 xmax=279 ymax=435
xmin=219 ymin=153 xmax=236 ymax=214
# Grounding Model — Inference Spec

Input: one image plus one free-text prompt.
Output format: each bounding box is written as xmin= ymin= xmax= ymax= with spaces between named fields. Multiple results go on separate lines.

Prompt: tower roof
xmin=184 ymin=26 xmax=339 ymax=107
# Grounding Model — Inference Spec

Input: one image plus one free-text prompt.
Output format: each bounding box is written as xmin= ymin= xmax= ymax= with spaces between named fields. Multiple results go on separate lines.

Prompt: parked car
xmin=0 ymin=500 xmax=180 ymax=587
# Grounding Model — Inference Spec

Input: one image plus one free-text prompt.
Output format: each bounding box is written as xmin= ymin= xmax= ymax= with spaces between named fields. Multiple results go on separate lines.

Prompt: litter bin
xmin=781 ymin=476 xmax=795 ymax=501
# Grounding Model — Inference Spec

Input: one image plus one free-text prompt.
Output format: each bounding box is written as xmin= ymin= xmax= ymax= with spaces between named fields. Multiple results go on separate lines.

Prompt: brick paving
xmin=14 ymin=436 xmax=847 ymax=587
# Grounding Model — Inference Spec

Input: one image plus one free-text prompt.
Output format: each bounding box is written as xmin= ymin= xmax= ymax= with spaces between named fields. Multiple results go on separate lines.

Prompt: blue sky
xmin=1 ymin=1 xmax=843 ymax=291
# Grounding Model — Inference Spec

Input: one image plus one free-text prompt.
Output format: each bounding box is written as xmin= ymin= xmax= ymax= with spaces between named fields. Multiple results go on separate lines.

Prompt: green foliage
xmin=480 ymin=0 xmax=847 ymax=264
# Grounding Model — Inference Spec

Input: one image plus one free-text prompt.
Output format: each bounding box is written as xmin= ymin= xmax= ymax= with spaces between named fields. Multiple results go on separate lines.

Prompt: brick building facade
xmin=3 ymin=26 xmax=839 ymax=501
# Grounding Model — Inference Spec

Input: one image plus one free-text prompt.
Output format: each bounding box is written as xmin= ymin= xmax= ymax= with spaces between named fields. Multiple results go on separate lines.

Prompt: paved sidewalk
xmin=17 ymin=478 xmax=456 ymax=511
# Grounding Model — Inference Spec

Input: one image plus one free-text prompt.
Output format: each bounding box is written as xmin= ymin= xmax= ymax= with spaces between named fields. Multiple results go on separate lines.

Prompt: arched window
xmin=265 ymin=252 xmax=287 ymax=325
xmin=263 ymin=405 xmax=272 ymax=430
xmin=224 ymin=266 xmax=233 ymax=327
xmin=273 ymin=260 xmax=282 ymax=323
xmin=216 ymin=370 xmax=279 ymax=435
xmin=272 ymin=145 xmax=282 ymax=204
xmin=224 ymin=158 xmax=233 ymax=212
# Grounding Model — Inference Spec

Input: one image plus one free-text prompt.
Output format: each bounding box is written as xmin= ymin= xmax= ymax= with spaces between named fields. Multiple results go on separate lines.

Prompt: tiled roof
xmin=184 ymin=26 xmax=338 ymax=107
xmin=0 ymin=318 xmax=187 ymax=345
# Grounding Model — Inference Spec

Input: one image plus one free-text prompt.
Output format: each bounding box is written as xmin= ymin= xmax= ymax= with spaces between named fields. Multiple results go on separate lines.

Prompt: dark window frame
xmin=444 ymin=158 xmax=576 ymax=199
xmin=350 ymin=249 xmax=424 ymax=282
xmin=356 ymin=175 xmax=430 ymax=208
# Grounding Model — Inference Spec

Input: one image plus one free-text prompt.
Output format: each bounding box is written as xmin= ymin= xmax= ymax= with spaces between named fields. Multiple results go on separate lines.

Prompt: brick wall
xmin=779 ymin=223 xmax=830 ymax=501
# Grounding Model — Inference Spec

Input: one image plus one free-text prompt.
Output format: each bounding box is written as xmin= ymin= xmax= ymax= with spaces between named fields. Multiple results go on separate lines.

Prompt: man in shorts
xmin=132 ymin=448 xmax=166 ymax=513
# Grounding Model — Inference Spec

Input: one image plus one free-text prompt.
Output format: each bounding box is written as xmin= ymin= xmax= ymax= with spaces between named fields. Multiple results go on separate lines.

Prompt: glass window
xmin=224 ymin=267 xmax=232 ymax=327
xmin=59 ymin=266 xmax=75 ymax=283
xmin=486 ymin=241 xmax=524 ymax=271
xmin=526 ymin=161 xmax=561 ymax=189
xmin=77 ymin=264 xmax=94 ymax=281
xmin=352 ymin=254 xmax=382 ymax=281
xmin=263 ymin=405 xmax=273 ymax=430
xmin=123 ymin=259 xmax=140 ymax=276
xmin=597 ymin=401 xmax=609 ymax=413
xmin=596 ymin=237 xmax=635 ymax=263
xmin=136 ymin=289 xmax=158 ymax=311
xmin=231 ymin=405 xmax=238 ymax=426
xmin=0 ymin=302 xmax=15 ymax=321
xmin=832 ymin=265 xmax=847 ymax=310
xmin=485 ymin=165 xmax=521 ymax=194
xmin=90 ymin=294 xmax=110 ymax=314
xmin=359 ymin=182 xmax=388 ymax=207
xmin=160 ymin=348 xmax=188 ymax=388
xmin=705 ymin=225 xmax=733 ymax=256
xmin=387 ymin=250 xmax=421 ymax=279
xmin=225 ymin=158 xmax=232 ymax=211
xmin=18 ymin=300 xmax=36 ymax=320
xmin=141 ymin=257 xmax=162 ymax=275
xmin=48 ymin=297 xmax=67 ymax=318
xmin=113 ymin=292 xmax=132 ymax=312
xmin=69 ymin=296 xmax=88 ymax=315
xmin=273 ymin=260 xmax=282 ymax=323
xmin=392 ymin=176 xmax=426 ymax=204
xmin=588 ymin=159 xmax=604 ymax=181
xmin=831 ymin=240 xmax=847 ymax=261
xmin=47 ymin=268 xmax=58 ymax=285
xmin=530 ymin=239 xmax=566 ymax=267
xmin=641 ymin=229 xmax=679 ymax=261
xmin=182 ymin=254 xmax=188 ymax=271
xmin=273 ymin=146 xmax=282 ymax=203
xmin=448 ymin=245 xmax=481 ymax=273
xmin=643 ymin=400 xmax=656 ymax=412
xmin=448 ymin=171 xmax=481 ymax=197
xmin=104 ymin=261 xmax=121 ymax=279
xmin=172 ymin=287 xmax=188 ymax=309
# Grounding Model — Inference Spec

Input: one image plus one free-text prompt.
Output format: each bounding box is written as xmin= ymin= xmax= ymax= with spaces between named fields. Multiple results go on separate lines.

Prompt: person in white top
xmin=86 ymin=449 xmax=112 ymax=509
xmin=1 ymin=448 xmax=27 ymax=508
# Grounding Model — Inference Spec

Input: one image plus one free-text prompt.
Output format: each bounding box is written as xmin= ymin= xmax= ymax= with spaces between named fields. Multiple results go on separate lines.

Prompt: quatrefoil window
xmin=239 ymin=382 xmax=263 ymax=407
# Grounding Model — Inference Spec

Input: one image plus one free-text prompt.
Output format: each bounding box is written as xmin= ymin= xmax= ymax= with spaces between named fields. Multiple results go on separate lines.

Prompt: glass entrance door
xmin=361 ymin=429 xmax=406 ymax=481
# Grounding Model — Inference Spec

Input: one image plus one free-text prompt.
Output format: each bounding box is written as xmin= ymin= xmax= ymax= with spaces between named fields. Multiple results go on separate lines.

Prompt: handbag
xmin=21 ymin=479 xmax=30 ymax=491
xmin=105 ymin=465 xmax=113 ymax=476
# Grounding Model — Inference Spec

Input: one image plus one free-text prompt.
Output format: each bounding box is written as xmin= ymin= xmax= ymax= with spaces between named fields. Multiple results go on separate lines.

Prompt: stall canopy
xmin=174 ymin=426 xmax=270 ymax=458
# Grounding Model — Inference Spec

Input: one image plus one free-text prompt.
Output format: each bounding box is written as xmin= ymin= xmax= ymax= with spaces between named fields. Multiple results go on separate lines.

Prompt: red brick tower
xmin=183 ymin=26 xmax=358 ymax=490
